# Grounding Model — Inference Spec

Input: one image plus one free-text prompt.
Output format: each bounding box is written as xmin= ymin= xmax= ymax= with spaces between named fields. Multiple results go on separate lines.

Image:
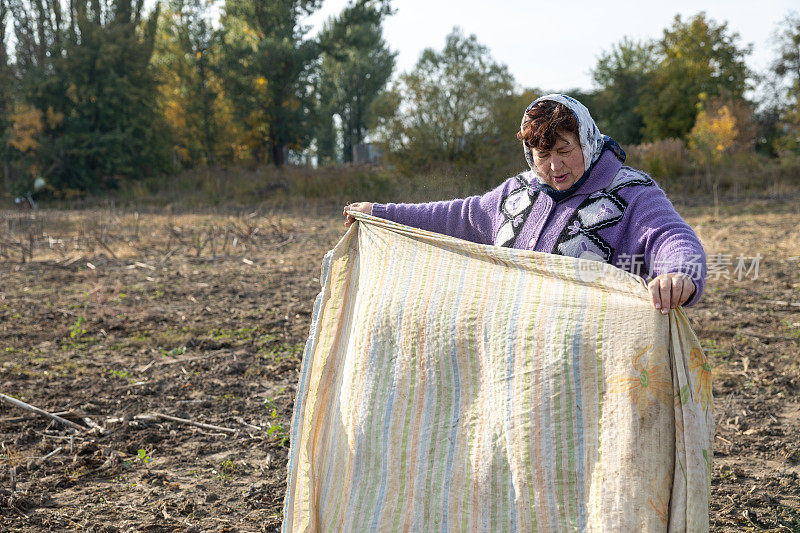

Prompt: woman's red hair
xmin=517 ymin=100 xmax=579 ymax=152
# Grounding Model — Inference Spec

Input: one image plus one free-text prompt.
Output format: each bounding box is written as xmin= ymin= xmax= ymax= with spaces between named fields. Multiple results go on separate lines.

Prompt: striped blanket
xmin=283 ymin=213 xmax=713 ymax=532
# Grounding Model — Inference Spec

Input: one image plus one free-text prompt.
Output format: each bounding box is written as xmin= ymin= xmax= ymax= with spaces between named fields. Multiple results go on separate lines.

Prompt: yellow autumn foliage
xmin=8 ymin=105 xmax=44 ymax=153
xmin=45 ymin=106 xmax=64 ymax=129
xmin=688 ymin=104 xmax=738 ymax=167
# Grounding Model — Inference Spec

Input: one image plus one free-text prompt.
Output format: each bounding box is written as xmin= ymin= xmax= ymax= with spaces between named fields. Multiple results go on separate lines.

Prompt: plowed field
xmin=0 ymin=198 xmax=798 ymax=531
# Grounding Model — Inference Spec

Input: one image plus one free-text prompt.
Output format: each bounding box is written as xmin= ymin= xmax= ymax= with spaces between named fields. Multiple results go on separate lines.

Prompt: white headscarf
xmin=521 ymin=94 xmax=606 ymax=181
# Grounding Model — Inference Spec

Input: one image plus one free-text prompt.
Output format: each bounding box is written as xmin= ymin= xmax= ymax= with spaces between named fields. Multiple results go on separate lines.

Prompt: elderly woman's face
xmin=531 ymin=130 xmax=585 ymax=191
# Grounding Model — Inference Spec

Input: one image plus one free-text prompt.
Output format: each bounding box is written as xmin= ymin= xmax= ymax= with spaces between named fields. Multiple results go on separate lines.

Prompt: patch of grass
xmin=62 ymin=337 xmax=97 ymax=352
xmin=254 ymin=332 xmax=278 ymax=350
xmin=61 ymin=317 xmax=100 ymax=352
xmin=264 ymin=396 xmax=289 ymax=447
xmin=131 ymin=330 xmax=150 ymax=342
xmin=137 ymin=449 xmax=151 ymax=464
xmin=209 ymin=326 xmax=258 ymax=340
xmin=209 ymin=328 xmax=233 ymax=340
xmin=160 ymin=346 xmax=186 ymax=357
xmin=123 ymin=448 xmax=152 ymax=469
xmin=152 ymin=326 xmax=195 ymax=347
xmin=219 ymin=458 xmax=239 ymax=479
xmin=212 ymin=458 xmax=242 ymax=482
xmin=69 ymin=316 xmax=87 ymax=340
xmin=107 ymin=368 xmax=133 ymax=382
xmin=259 ymin=341 xmax=303 ymax=362
xmin=162 ymin=325 xmax=193 ymax=336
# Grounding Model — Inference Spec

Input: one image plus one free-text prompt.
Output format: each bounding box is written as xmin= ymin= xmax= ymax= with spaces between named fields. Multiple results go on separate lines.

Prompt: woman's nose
xmin=550 ymin=156 xmax=564 ymax=172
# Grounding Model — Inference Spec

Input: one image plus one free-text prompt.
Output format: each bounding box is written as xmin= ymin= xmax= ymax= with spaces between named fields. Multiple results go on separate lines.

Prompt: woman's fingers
xmin=670 ymin=276 xmax=684 ymax=309
xmin=343 ymin=203 xmax=355 ymax=227
xmin=678 ymin=276 xmax=695 ymax=306
xmin=658 ymin=277 xmax=672 ymax=314
xmin=648 ymin=278 xmax=662 ymax=310
xmin=669 ymin=274 xmax=695 ymax=308
xmin=648 ymin=274 xmax=696 ymax=313
xmin=343 ymin=202 xmax=373 ymax=227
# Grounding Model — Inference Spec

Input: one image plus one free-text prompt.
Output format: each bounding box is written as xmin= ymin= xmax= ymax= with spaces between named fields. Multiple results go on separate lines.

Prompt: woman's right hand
xmin=343 ymin=202 xmax=373 ymax=227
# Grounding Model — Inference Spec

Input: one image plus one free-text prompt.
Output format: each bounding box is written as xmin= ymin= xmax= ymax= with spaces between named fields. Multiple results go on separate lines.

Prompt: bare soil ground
xmin=0 ymin=197 xmax=798 ymax=531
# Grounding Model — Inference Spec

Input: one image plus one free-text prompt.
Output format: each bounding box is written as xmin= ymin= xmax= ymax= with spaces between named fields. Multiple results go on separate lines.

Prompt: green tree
xmin=771 ymin=12 xmax=800 ymax=154
xmin=591 ymin=38 xmax=656 ymax=145
xmin=6 ymin=1 xmax=168 ymax=192
xmin=638 ymin=13 xmax=751 ymax=141
xmin=480 ymin=88 xmax=540 ymax=178
xmin=5 ymin=0 xmax=69 ymax=191
xmin=220 ymin=0 xmax=321 ymax=165
xmin=7 ymin=0 xmax=67 ymax=76
xmin=687 ymin=100 xmax=741 ymax=214
xmin=314 ymin=85 xmax=337 ymax=164
xmin=317 ymin=0 xmax=396 ymax=163
xmin=49 ymin=1 xmax=167 ymax=190
xmin=773 ymin=12 xmax=800 ymax=89
xmin=382 ymin=27 xmax=514 ymax=170
xmin=155 ymin=0 xmax=227 ymax=166
xmin=0 ymin=0 xmax=14 ymax=191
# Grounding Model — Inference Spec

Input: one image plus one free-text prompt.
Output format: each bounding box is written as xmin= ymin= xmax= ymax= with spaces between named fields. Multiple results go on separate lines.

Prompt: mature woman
xmin=345 ymin=94 xmax=706 ymax=312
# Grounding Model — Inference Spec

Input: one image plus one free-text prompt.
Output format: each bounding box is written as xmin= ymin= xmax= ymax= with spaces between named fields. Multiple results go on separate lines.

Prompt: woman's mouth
xmin=553 ymin=174 xmax=569 ymax=183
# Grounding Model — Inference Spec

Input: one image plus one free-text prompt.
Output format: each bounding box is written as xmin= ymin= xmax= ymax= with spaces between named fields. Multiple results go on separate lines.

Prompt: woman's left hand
xmin=343 ymin=202 xmax=373 ymax=228
xmin=648 ymin=273 xmax=695 ymax=314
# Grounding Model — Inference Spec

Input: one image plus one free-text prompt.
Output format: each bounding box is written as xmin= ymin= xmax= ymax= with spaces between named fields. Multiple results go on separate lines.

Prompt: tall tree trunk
xmin=342 ymin=109 xmax=353 ymax=163
xmin=271 ymin=142 xmax=285 ymax=167
xmin=197 ymin=53 xmax=215 ymax=166
xmin=34 ymin=0 xmax=47 ymax=66
xmin=353 ymin=92 xmax=364 ymax=147
xmin=68 ymin=0 xmax=76 ymax=40
xmin=48 ymin=0 xmax=62 ymax=54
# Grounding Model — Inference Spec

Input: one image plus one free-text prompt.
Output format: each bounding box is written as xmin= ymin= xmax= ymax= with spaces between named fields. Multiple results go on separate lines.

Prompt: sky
xmin=303 ymin=0 xmax=798 ymax=92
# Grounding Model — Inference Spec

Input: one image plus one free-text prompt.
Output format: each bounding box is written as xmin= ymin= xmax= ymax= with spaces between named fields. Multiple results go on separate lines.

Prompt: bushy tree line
xmin=391 ymin=12 xmax=800 ymax=179
xmin=0 ymin=0 xmax=396 ymax=194
xmin=589 ymin=12 xmax=800 ymax=158
xmin=0 ymin=4 xmax=798 ymax=195
xmin=151 ymin=0 xmax=397 ymax=170
xmin=770 ymin=11 xmax=800 ymax=155
xmin=1 ymin=0 xmax=167 ymax=194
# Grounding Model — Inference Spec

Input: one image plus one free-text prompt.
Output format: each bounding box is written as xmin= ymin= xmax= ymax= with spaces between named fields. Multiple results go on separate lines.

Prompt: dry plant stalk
xmin=0 ymin=393 xmax=88 ymax=432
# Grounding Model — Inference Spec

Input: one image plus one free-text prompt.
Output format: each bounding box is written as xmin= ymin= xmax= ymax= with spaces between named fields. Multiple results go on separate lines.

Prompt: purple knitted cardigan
xmin=372 ymin=148 xmax=707 ymax=306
